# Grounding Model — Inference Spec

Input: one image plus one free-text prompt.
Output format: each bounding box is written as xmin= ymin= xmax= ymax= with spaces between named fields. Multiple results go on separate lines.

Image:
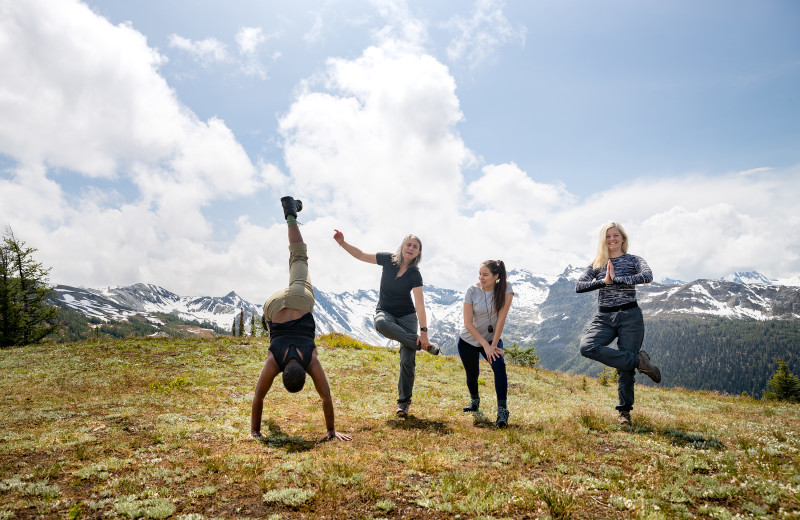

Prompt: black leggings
xmin=457 ymin=337 xmax=508 ymax=401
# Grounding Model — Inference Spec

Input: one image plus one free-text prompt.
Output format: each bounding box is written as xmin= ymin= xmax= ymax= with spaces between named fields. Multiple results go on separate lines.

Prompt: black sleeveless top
xmin=267 ymin=312 xmax=316 ymax=370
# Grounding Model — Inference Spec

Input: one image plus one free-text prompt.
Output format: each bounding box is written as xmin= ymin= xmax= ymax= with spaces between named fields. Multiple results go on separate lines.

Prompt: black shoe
xmin=462 ymin=398 xmax=480 ymax=412
xmin=396 ymin=401 xmax=410 ymax=417
xmin=495 ymin=407 xmax=510 ymax=428
xmin=281 ymin=196 xmax=303 ymax=218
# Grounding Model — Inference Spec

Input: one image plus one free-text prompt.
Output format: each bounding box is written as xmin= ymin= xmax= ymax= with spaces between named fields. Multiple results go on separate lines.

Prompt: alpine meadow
xmin=1 ymin=333 xmax=799 ymax=519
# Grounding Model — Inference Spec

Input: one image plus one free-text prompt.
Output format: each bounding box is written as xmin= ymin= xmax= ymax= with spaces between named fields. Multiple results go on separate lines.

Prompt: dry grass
xmin=1 ymin=334 xmax=799 ymax=519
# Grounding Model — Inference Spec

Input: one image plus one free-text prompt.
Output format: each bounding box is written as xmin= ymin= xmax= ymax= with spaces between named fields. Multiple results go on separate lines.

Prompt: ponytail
xmin=481 ymin=260 xmax=507 ymax=314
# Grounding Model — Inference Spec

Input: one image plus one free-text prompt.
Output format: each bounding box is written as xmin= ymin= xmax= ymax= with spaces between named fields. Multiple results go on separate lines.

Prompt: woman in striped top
xmin=576 ymin=222 xmax=661 ymax=426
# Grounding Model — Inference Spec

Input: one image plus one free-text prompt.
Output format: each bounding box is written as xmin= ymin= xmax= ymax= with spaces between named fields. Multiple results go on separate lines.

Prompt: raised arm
xmin=411 ymin=286 xmax=431 ymax=349
xmin=307 ymin=352 xmax=352 ymax=441
xmin=333 ymin=229 xmax=377 ymax=264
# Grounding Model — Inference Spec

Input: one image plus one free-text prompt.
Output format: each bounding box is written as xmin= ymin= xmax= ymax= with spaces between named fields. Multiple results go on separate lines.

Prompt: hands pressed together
xmin=604 ymin=259 xmax=615 ymax=285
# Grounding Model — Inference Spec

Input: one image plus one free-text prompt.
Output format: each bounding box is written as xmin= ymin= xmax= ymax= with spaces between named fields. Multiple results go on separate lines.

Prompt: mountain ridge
xmin=52 ymin=269 xmax=800 ymax=396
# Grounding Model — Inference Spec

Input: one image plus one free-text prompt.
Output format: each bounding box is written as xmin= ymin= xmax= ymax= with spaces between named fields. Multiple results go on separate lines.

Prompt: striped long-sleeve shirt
xmin=575 ymin=253 xmax=652 ymax=308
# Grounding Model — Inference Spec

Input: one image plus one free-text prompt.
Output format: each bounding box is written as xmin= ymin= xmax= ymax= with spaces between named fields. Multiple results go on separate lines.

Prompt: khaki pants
xmin=263 ymin=242 xmax=315 ymax=322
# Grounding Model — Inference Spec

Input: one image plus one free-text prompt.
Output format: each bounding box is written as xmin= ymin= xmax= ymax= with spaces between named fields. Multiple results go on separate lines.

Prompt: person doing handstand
xmin=250 ymin=196 xmax=351 ymax=442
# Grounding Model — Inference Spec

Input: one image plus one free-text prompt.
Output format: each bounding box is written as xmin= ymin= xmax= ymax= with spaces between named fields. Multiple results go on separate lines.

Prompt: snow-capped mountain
xmin=721 ymin=271 xmax=774 ymax=285
xmin=55 ymin=283 xmax=261 ymax=331
xmin=53 ymin=268 xmax=800 ymax=357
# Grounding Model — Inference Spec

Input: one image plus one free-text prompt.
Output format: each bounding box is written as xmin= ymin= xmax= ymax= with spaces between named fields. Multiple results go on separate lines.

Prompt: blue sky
xmin=1 ymin=0 xmax=799 ymax=301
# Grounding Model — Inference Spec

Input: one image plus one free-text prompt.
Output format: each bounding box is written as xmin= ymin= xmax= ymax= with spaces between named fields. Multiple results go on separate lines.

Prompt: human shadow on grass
xmin=471 ymin=410 xmax=497 ymax=429
xmin=387 ymin=415 xmax=453 ymax=435
xmin=662 ymin=428 xmax=725 ymax=450
xmin=256 ymin=421 xmax=317 ymax=453
xmin=620 ymin=421 xmax=725 ymax=450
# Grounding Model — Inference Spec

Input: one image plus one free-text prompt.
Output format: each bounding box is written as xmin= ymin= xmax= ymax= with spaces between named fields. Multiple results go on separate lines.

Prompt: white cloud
xmin=444 ymin=0 xmax=526 ymax=68
xmin=0 ymin=0 xmax=269 ymax=297
xmin=1 ymin=0 xmax=798 ymax=305
xmin=168 ymin=34 xmax=229 ymax=64
xmin=236 ymin=27 xmax=266 ymax=55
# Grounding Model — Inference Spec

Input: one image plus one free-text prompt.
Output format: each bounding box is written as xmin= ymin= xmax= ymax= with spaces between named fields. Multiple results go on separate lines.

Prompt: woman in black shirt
xmin=334 ymin=230 xmax=438 ymax=417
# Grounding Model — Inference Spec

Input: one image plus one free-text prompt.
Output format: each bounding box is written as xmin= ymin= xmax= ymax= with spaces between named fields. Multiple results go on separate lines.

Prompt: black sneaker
xmin=426 ymin=343 xmax=440 ymax=355
xmin=396 ymin=401 xmax=410 ymax=417
xmin=495 ymin=407 xmax=510 ymax=428
xmin=462 ymin=398 xmax=480 ymax=412
xmin=280 ymin=196 xmax=303 ymax=218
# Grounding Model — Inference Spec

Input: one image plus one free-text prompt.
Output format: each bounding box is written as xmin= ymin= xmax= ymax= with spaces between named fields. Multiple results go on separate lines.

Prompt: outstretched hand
xmin=333 ymin=229 xmax=345 ymax=245
xmin=323 ymin=430 xmax=352 ymax=442
xmin=604 ymin=259 xmax=615 ymax=284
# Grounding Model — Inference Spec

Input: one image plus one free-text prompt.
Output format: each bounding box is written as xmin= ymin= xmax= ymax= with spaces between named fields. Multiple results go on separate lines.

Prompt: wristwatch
xmin=420 ymin=327 xmax=428 ymax=332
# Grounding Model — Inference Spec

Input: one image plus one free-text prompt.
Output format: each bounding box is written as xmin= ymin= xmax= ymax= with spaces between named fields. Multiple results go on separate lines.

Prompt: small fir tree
xmin=231 ymin=317 xmax=236 ymax=336
xmin=238 ymin=311 xmax=244 ymax=337
xmin=598 ymin=366 xmax=618 ymax=387
xmin=0 ymin=227 xmax=58 ymax=347
xmin=250 ymin=311 xmax=256 ymax=337
xmin=763 ymin=359 xmax=800 ymax=402
xmin=505 ymin=341 xmax=540 ymax=368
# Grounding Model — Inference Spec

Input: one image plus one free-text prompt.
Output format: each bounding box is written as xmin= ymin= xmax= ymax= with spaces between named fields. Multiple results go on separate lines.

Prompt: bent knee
xmin=579 ymin=343 xmax=595 ymax=359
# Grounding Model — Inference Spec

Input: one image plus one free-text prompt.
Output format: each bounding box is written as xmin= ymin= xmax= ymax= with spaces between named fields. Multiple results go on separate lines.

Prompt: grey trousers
xmin=374 ymin=310 xmax=419 ymax=404
xmin=578 ymin=306 xmax=644 ymax=412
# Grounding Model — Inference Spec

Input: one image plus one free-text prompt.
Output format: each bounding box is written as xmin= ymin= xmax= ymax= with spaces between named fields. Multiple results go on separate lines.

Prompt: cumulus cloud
xmin=1 ymin=0 xmax=798 ymax=304
xmin=444 ymin=0 xmax=526 ymax=68
xmin=168 ymin=34 xmax=229 ymax=64
xmin=0 ymin=0 xmax=267 ymax=297
xmin=236 ymin=27 xmax=266 ymax=55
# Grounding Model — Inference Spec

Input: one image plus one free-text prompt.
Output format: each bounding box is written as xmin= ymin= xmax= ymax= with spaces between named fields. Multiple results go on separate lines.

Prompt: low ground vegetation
xmin=1 ymin=334 xmax=799 ymax=518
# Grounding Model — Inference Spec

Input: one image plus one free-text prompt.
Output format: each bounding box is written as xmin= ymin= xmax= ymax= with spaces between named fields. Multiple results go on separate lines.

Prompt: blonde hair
xmin=591 ymin=222 xmax=628 ymax=269
xmin=392 ymin=234 xmax=422 ymax=269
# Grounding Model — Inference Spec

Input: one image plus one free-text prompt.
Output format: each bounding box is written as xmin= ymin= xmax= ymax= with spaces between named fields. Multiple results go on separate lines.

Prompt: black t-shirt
xmin=376 ymin=252 xmax=423 ymax=317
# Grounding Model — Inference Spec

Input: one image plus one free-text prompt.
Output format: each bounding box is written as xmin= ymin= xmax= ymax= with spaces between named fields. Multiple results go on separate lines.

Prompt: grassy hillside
xmin=1 ymin=336 xmax=799 ymax=519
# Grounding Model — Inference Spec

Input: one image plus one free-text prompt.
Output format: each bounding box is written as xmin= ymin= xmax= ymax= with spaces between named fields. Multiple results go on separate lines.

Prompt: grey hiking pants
xmin=374 ymin=310 xmax=419 ymax=404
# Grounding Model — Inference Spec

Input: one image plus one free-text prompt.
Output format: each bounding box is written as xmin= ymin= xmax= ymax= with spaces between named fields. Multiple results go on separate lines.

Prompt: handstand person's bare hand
xmin=323 ymin=430 xmax=352 ymax=442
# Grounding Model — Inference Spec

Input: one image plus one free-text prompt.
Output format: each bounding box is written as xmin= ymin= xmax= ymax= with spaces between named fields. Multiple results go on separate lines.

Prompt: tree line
xmin=643 ymin=316 xmax=800 ymax=398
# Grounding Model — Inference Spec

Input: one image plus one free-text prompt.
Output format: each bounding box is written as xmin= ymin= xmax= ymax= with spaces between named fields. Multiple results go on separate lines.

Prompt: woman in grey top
xmin=576 ymin=222 xmax=662 ymax=426
xmin=458 ymin=260 xmax=514 ymax=427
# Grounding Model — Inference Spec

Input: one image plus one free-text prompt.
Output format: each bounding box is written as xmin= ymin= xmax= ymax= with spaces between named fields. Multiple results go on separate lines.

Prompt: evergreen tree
xmin=250 ymin=310 xmax=256 ymax=337
xmin=505 ymin=341 xmax=540 ymax=368
xmin=763 ymin=359 xmax=800 ymax=402
xmin=0 ymin=228 xmax=58 ymax=347
xmin=231 ymin=317 xmax=236 ymax=336
xmin=238 ymin=311 xmax=244 ymax=337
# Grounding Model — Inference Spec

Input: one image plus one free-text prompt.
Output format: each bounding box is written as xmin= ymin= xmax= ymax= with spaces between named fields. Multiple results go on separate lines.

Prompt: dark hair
xmin=481 ymin=260 xmax=507 ymax=314
xmin=282 ymin=360 xmax=306 ymax=393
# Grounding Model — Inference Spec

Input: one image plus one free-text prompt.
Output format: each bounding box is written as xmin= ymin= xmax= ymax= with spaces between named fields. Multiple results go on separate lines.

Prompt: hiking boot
xmin=280 ymin=196 xmax=303 ymax=218
xmin=462 ymin=398 xmax=480 ymax=412
xmin=496 ymin=407 xmax=510 ymax=428
xmin=426 ymin=343 xmax=440 ymax=355
xmin=637 ymin=350 xmax=662 ymax=383
xmin=618 ymin=410 xmax=632 ymax=426
xmin=396 ymin=401 xmax=410 ymax=417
